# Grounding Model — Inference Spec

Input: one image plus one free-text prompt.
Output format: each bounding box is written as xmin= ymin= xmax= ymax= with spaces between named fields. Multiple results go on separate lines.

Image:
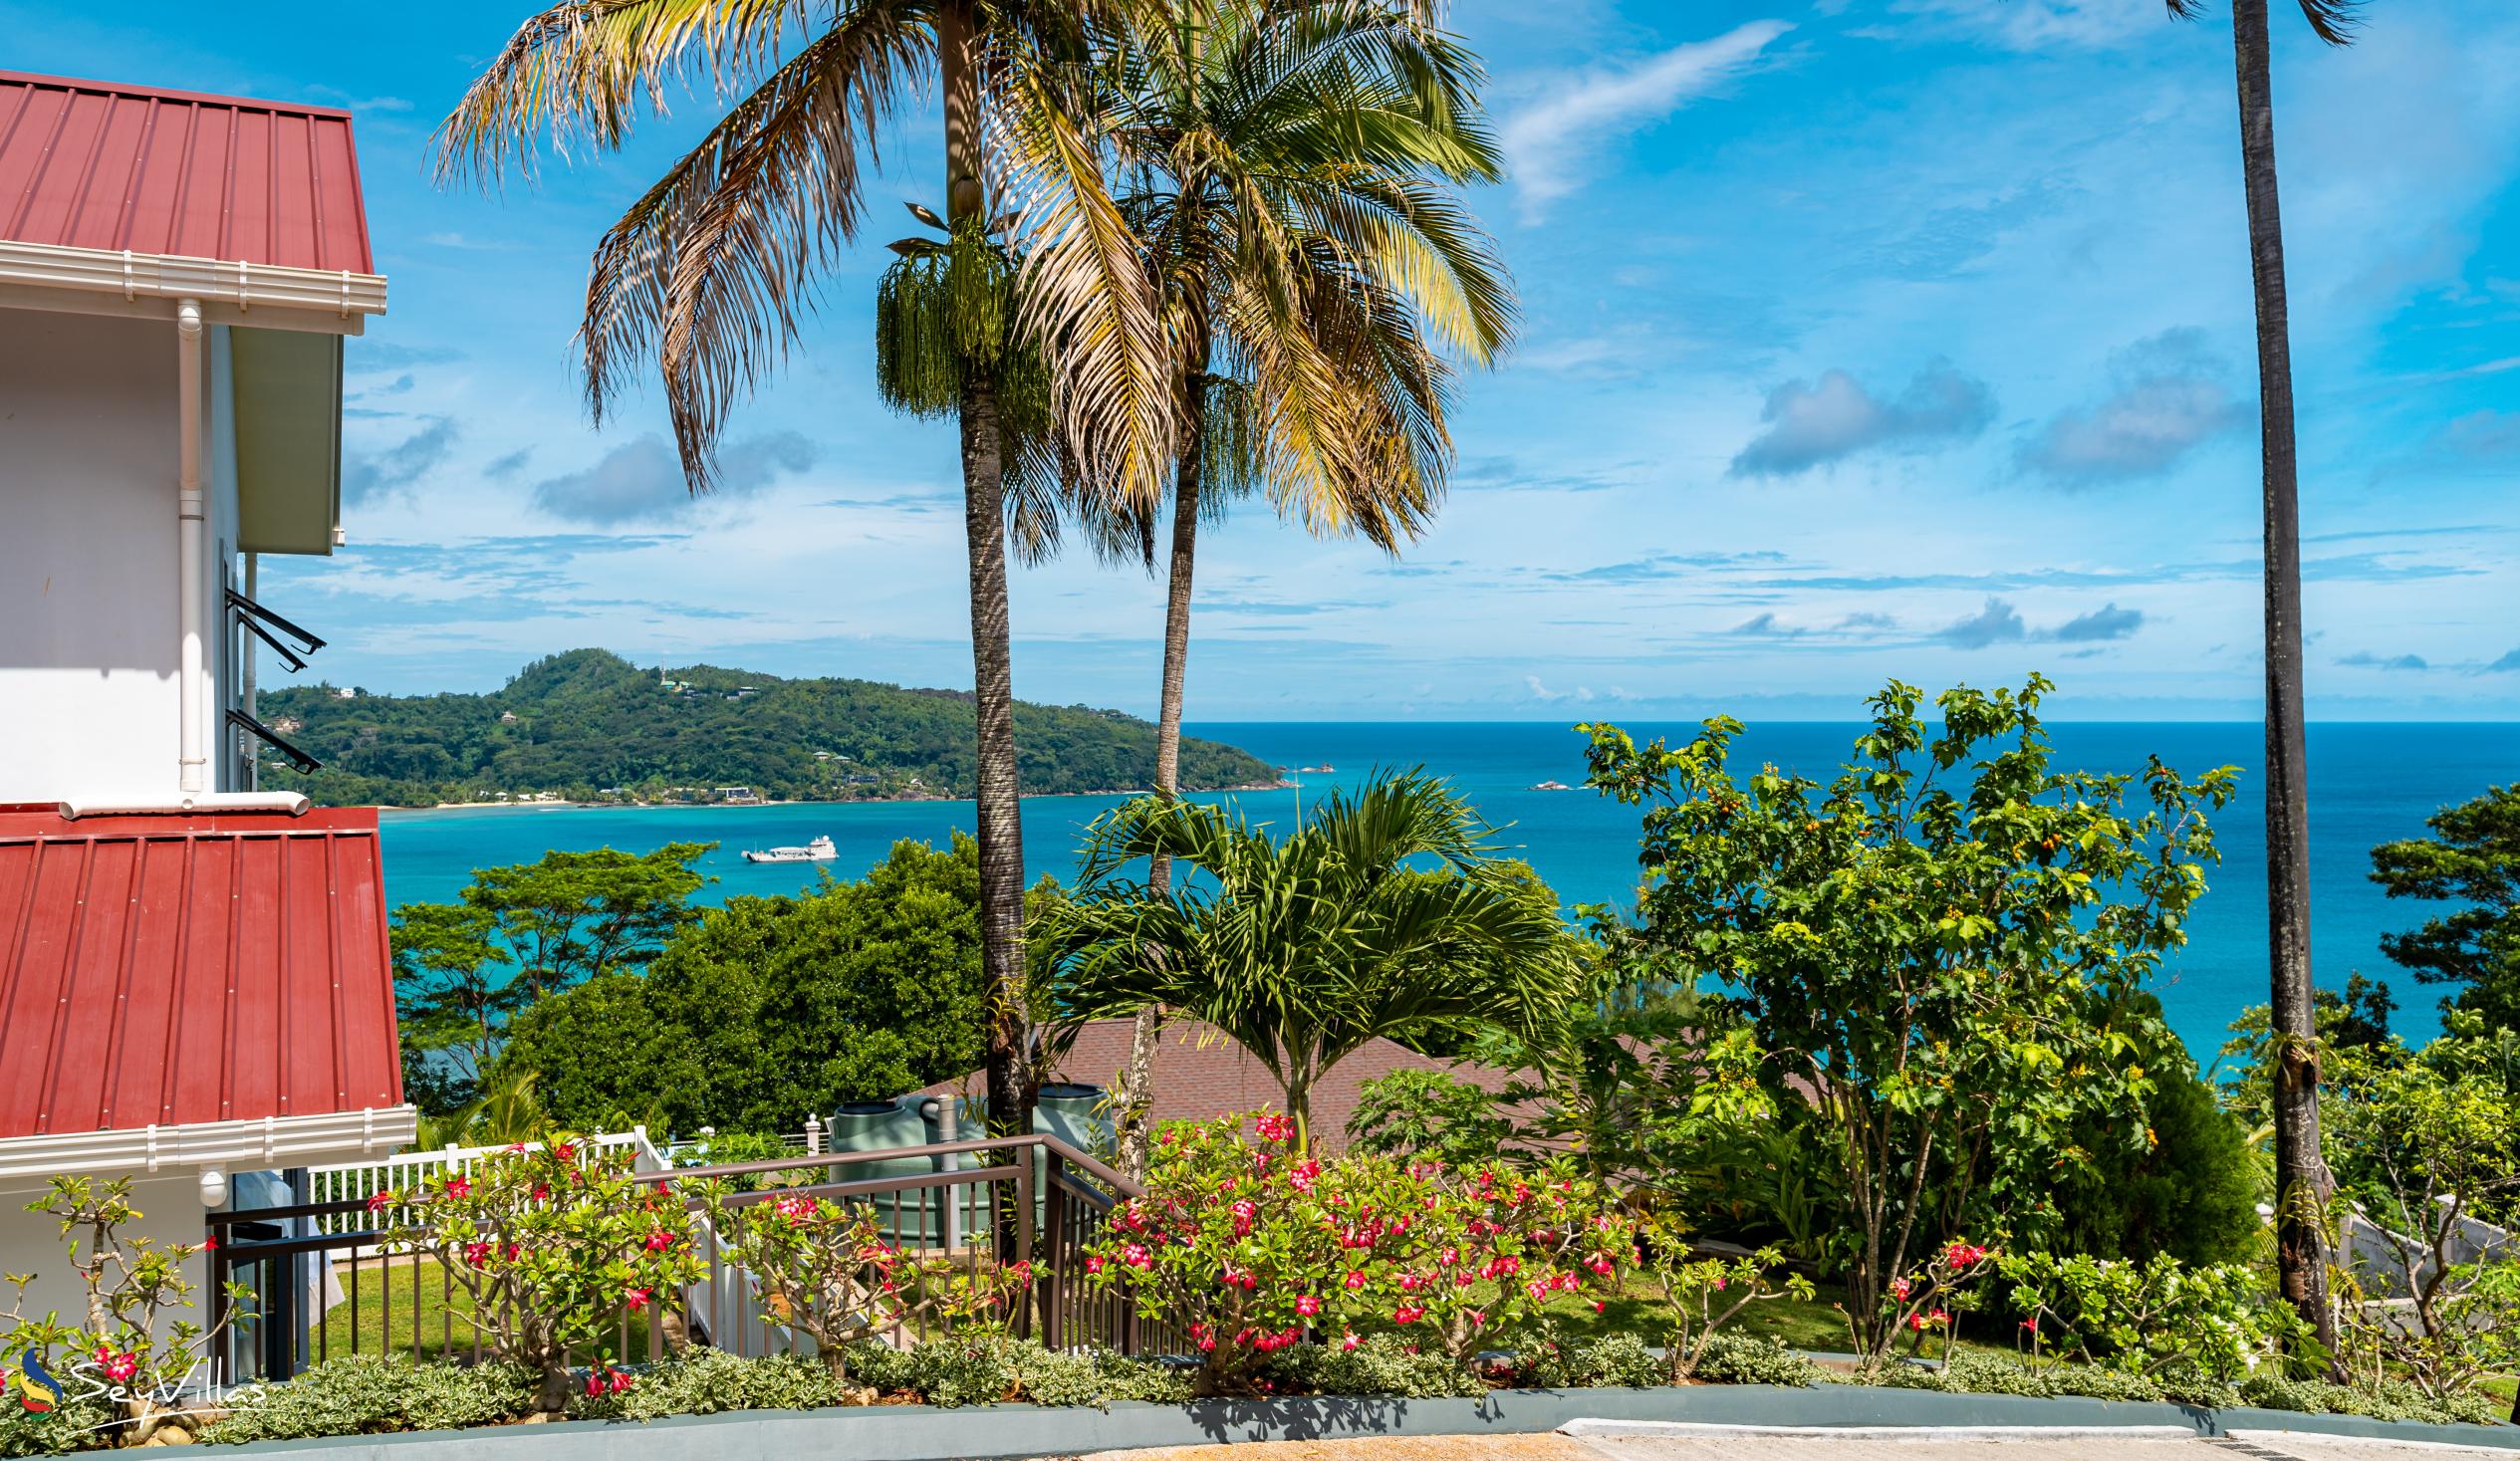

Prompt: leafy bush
xmin=198 ymin=1356 xmax=535 ymax=1444
xmin=569 ymin=1349 xmax=845 ymax=1419
xmin=842 ymin=1335 xmax=1187 ymax=1408
xmin=1999 ymin=1252 xmax=2304 ymax=1380
xmin=385 ymin=1139 xmax=707 ymax=1412
xmin=2237 ymin=1372 xmax=2501 ymax=1426
xmin=0 ymin=1394 xmax=116 ymax=1455
xmin=2050 ymin=1010 xmax=2261 ymax=1265
xmin=696 ymin=1186 xmax=1014 ymax=1381
xmin=1878 ymin=1352 xmax=2227 ymax=1406
xmin=1347 ymin=1070 xmax=1519 ymax=1168
xmin=1085 ymin=1115 xmax=1629 ymax=1392
xmin=1628 ymin=1231 xmax=1813 ymax=1381
xmin=1690 ymin=1333 xmax=1823 ymax=1388
xmin=1260 ymin=1336 xmax=1485 ymax=1398
xmin=1525 ymin=1333 xmax=1664 ymax=1389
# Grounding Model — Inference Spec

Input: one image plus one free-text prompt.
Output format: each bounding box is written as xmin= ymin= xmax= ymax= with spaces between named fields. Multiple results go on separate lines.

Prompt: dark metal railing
xmin=206 ymin=1133 xmax=1178 ymax=1384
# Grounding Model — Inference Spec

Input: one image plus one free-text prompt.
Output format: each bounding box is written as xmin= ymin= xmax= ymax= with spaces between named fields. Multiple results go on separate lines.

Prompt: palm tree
xmin=433 ymin=0 xmax=1175 ymax=1136
xmin=2164 ymin=0 xmax=2358 ymax=1356
xmin=1093 ymin=1 xmax=1518 ymax=1175
xmin=1039 ymin=770 xmax=1582 ymax=1147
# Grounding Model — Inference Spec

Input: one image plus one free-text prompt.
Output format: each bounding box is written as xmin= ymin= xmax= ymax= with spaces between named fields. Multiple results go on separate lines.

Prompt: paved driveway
xmin=1077 ymin=1426 xmax=2515 ymax=1461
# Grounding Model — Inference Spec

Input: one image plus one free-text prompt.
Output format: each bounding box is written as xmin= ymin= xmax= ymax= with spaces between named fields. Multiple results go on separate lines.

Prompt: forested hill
xmin=257 ymin=649 xmax=1281 ymax=808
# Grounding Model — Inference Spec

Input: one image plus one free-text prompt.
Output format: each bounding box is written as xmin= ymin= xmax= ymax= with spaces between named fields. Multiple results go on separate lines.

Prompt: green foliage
xmin=693 ymin=1187 xmax=1015 ymax=1379
xmin=198 ymin=1356 xmax=535 ymax=1444
xmin=391 ymin=841 xmax=712 ymax=1109
xmin=1525 ymin=1332 xmax=1665 ymax=1389
xmin=0 ymin=1392 xmax=114 ymax=1454
xmin=2369 ymin=785 xmax=2520 ymax=1025
xmin=260 ymin=649 xmax=1275 ymax=807
xmin=1263 ymin=1335 xmax=1486 ymax=1398
xmin=1999 ymin=1252 xmax=2306 ymax=1380
xmin=2217 ymin=971 xmax=2397 ymax=1124
xmin=1582 ymin=677 xmax=2235 ymax=1358
xmin=500 ymin=837 xmax=998 ymax=1134
xmin=1086 ymin=1115 xmax=1630 ymax=1393
xmin=1044 ymin=772 xmax=1588 ymax=1141
xmin=1882 ymin=1351 xmax=2234 ymax=1407
xmin=567 ymin=1348 xmax=842 ymax=1419
xmin=2052 ymin=1000 xmax=2260 ymax=1265
xmin=1627 ymin=1234 xmax=1816 ymax=1382
xmin=1346 ymin=1070 xmax=1518 ymax=1169
xmin=2237 ymin=1371 xmax=2502 ymax=1426
xmin=383 ymin=1141 xmax=706 ymax=1412
xmin=841 ymin=1334 xmax=1191 ymax=1409
xmin=1690 ymin=1333 xmax=1826 ymax=1388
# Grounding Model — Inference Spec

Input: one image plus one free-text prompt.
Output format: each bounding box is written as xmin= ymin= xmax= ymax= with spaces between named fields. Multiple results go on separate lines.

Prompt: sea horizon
xmin=378 ymin=718 xmax=2512 ymax=1067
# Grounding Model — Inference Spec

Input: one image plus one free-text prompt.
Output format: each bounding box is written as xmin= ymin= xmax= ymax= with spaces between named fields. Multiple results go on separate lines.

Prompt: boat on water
xmin=742 ymin=835 xmax=838 ymax=864
xmin=1530 ymin=779 xmax=1574 ymax=792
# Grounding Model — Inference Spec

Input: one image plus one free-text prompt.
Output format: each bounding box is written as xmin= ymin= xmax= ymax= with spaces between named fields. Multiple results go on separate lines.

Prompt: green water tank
xmin=1032 ymin=1083 xmax=1114 ymax=1162
xmin=825 ymin=1097 xmax=937 ymax=1244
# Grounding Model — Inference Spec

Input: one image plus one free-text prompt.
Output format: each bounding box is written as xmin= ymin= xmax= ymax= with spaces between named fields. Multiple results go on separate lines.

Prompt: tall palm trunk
xmin=2229 ymin=0 xmax=2333 ymax=1363
xmin=942 ymin=0 xmax=1030 ymax=1142
xmin=1115 ymin=366 xmax=1209 ymax=1179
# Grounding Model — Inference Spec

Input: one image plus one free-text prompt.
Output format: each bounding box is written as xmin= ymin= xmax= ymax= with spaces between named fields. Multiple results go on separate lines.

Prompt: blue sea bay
xmin=378 ymin=720 xmax=2515 ymax=1062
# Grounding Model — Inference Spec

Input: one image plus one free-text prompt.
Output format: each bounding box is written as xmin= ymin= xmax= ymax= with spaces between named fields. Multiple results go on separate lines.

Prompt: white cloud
xmin=1730 ymin=362 xmax=1994 ymax=476
xmin=2017 ymin=329 xmax=2244 ymax=484
xmin=1500 ymin=20 xmax=1792 ymax=223
xmin=531 ymin=432 xmax=818 ymax=525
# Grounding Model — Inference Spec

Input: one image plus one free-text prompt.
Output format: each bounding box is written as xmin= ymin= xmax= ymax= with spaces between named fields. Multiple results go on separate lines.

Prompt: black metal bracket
xmin=226 ymin=587 xmax=326 ymax=671
xmin=228 ymin=708 xmax=321 ymax=773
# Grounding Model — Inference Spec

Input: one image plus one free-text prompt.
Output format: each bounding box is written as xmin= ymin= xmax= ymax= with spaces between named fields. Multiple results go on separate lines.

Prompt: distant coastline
xmin=400 ymin=779 xmax=1296 ymax=814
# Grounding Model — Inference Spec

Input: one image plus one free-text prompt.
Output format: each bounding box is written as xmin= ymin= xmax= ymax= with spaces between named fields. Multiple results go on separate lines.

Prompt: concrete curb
xmin=209 ymin=1383 xmax=2520 ymax=1458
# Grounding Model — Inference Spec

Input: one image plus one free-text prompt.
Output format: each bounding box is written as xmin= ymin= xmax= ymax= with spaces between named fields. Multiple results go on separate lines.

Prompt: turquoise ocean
xmin=378 ymin=720 xmax=2514 ymax=1062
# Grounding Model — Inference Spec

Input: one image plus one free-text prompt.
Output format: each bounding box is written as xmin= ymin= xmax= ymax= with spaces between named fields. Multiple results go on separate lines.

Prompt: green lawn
xmin=304 ymin=1257 xmax=663 ymax=1367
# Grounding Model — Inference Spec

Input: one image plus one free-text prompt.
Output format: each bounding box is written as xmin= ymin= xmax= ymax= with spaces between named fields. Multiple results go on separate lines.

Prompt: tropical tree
xmin=2371 ymin=784 xmax=2520 ymax=1027
xmin=2159 ymin=0 xmax=2359 ymax=1356
xmin=1096 ymin=0 xmax=1517 ymax=1178
xmin=434 ymin=0 xmax=1175 ymax=1137
xmin=1039 ymin=770 xmax=1583 ymax=1145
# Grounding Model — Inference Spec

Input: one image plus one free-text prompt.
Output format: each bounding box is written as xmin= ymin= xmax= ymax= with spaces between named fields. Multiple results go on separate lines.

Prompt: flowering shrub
xmin=696 ymin=1187 xmax=1018 ymax=1381
xmin=1999 ymin=1252 xmax=2305 ymax=1381
xmin=1846 ymin=1237 xmax=2001 ymax=1375
xmin=1082 ymin=1114 xmax=1629 ymax=1393
xmin=0 ymin=1175 xmax=233 ymax=1446
xmin=1628 ymin=1225 xmax=1814 ymax=1382
xmin=384 ymin=1138 xmax=706 ymax=1413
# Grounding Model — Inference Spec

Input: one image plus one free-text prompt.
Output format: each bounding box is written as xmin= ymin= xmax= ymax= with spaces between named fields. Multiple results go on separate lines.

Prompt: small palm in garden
xmin=386 ymin=1140 xmax=706 ymax=1414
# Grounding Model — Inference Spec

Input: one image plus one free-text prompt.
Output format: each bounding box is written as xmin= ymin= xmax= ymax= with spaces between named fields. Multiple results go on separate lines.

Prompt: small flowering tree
xmin=1844 ymin=1238 xmax=1999 ymax=1376
xmin=1627 ymin=1226 xmax=1814 ymax=1383
xmin=698 ymin=1187 xmax=1018 ymax=1382
xmin=1082 ymin=1113 xmax=1629 ymax=1393
xmin=0 ymin=1176 xmax=236 ymax=1445
xmin=385 ymin=1139 xmax=705 ymax=1414
xmin=2001 ymin=1252 xmax=2306 ymax=1381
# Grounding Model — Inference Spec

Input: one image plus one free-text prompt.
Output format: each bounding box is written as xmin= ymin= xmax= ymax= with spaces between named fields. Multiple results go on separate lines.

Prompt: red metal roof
xmin=0 ymin=69 xmax=373 ymax=273
xmin=0 ymin=807 xmax=402 ymax=1139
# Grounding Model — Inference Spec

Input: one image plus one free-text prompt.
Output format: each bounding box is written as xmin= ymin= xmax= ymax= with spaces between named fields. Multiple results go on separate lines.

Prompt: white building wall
xmin=0 ymin=305 xmax=241 ymax=805
xmin=0 ymin=1172 xmax=207 ymax=1340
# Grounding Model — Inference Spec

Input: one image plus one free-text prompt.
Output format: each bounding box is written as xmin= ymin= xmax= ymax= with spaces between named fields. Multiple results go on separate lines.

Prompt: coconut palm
xmin=2161 ymin=0 xmax=2357 ymax=1356
xmin=1091 ymin=0 xmax=1517 ymax=1175
xmin=1040 ymin=770 xmax=1583 ymax=1147
xmin=433 ymin=0 xmax=1177 ymax=1135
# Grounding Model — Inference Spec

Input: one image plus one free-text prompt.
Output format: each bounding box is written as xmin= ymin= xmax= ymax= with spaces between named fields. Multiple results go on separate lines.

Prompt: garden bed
xmin=197 ymin=1381 xmax=2520 ymax=1461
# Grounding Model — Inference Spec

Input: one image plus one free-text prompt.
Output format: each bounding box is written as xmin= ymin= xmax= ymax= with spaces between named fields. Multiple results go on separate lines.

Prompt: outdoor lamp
xmin=199 ymin=1167 xmax=230 ymax=1209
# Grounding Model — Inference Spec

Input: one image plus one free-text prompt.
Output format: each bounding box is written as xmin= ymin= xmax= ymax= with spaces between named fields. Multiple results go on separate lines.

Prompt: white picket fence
xmin=298 ymin=1129 xmax=665 ymax=1241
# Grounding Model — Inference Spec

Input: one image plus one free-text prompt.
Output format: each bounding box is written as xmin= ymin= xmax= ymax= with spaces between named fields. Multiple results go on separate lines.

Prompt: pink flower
xmin=1890 ymin=1277 xmax=1911 ymax=1301
xmin=625 ymin=1287 xmax=652 ymax=1310
xmin=1393 ymin=1305 xmax=1425 ymax=1325
xmin=1593 ymin=1301 xmax=1606 ymax=1314
xmin=463 ymin=1241 xmax=493 ymax=1266
xmin=1525 ymin=1280 xmax=1551 ymax=1303
xmin=445 ymin=1176 xmax=473 ymax=1199
xmin=1086 ymin=1255 xmax=1107 ymax=1275
xmin=643 ymin=1229 xmax=675 ymax=1253
xmin=1123 ymin=1243 xmax=1153 ymax=1271
xmin=1296 ymin=1295 xmax=1321 ymax=1317
xmin=1587 ymin=1256 xmax=1616 ymax=1277
xmin=1341 ymin=1332 xmax=1363 ymax=1350
xmin=367 ymin=1190 xmax=396 ymax=1214
xmin=1255 ymin=1113 xmax=1296 ymax=1143
xmin=610 ymin=1369 xmax=634 ymax=1394
xmin=1343 ymin=1270 xmax=1369 ymax=1291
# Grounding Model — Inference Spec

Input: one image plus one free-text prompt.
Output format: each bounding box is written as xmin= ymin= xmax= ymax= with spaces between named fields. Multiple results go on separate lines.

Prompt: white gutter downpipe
xmin=176 ymin=298 xmax=207 ymax=796
xmin=240 ymin=552 xmax=258 ymax=791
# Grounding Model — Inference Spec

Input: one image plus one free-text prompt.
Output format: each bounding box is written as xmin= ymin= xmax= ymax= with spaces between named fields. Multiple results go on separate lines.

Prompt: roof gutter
xmin=0 ymin=1105 xmax=419 ymax=1186
xmin=56 ymin=792 xmax=310 ymax=819
xmin=0 ymin=239 xmax=386 ymax=322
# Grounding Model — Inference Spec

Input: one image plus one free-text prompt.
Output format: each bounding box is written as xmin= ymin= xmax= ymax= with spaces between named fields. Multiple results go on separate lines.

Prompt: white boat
xmin=742 ymin=835 xmax=838 ymax=864
xmin=1530 ymin=779 xmax=1574 ymax=792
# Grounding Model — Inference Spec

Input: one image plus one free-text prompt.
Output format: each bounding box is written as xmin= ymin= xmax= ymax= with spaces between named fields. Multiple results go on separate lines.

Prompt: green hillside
xmin=255 ymin=649 xmax=1281 ymax=808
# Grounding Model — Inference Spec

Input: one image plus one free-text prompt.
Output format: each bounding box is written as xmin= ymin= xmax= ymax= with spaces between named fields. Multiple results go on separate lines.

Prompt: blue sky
xmin=13 ymin=0 xmax=2519 ymax=720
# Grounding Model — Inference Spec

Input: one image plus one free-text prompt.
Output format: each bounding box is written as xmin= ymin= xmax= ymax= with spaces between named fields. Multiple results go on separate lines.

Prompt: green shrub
xmin=198 ymin=1355 xmax=534 ymax=1445
xmin=569 ymin=1349 xmax=845 ymax=1419
xmin=1879 ymin=1352 xmax=2235 ymax=1407
xmin=1690 ymin=1333 xmax=1822 ymax=1388
xmin=1526 ymin=1332 xmax=1664 ymax=1389
xmin=0 ymin=1395 xmax=116 ymax=1455
xmin=2236 ymin=1373 xmax=2500 ymax=1427
xmin=1260 ymin=1336 xmax=1485 ymax=1398
xmin=840 ymin=1335 xmax=1187 ymax=1409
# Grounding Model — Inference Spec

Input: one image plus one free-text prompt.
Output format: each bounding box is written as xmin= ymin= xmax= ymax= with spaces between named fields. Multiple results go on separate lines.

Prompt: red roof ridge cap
xmin=0 ymin=69 xmax=358 ymax=121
